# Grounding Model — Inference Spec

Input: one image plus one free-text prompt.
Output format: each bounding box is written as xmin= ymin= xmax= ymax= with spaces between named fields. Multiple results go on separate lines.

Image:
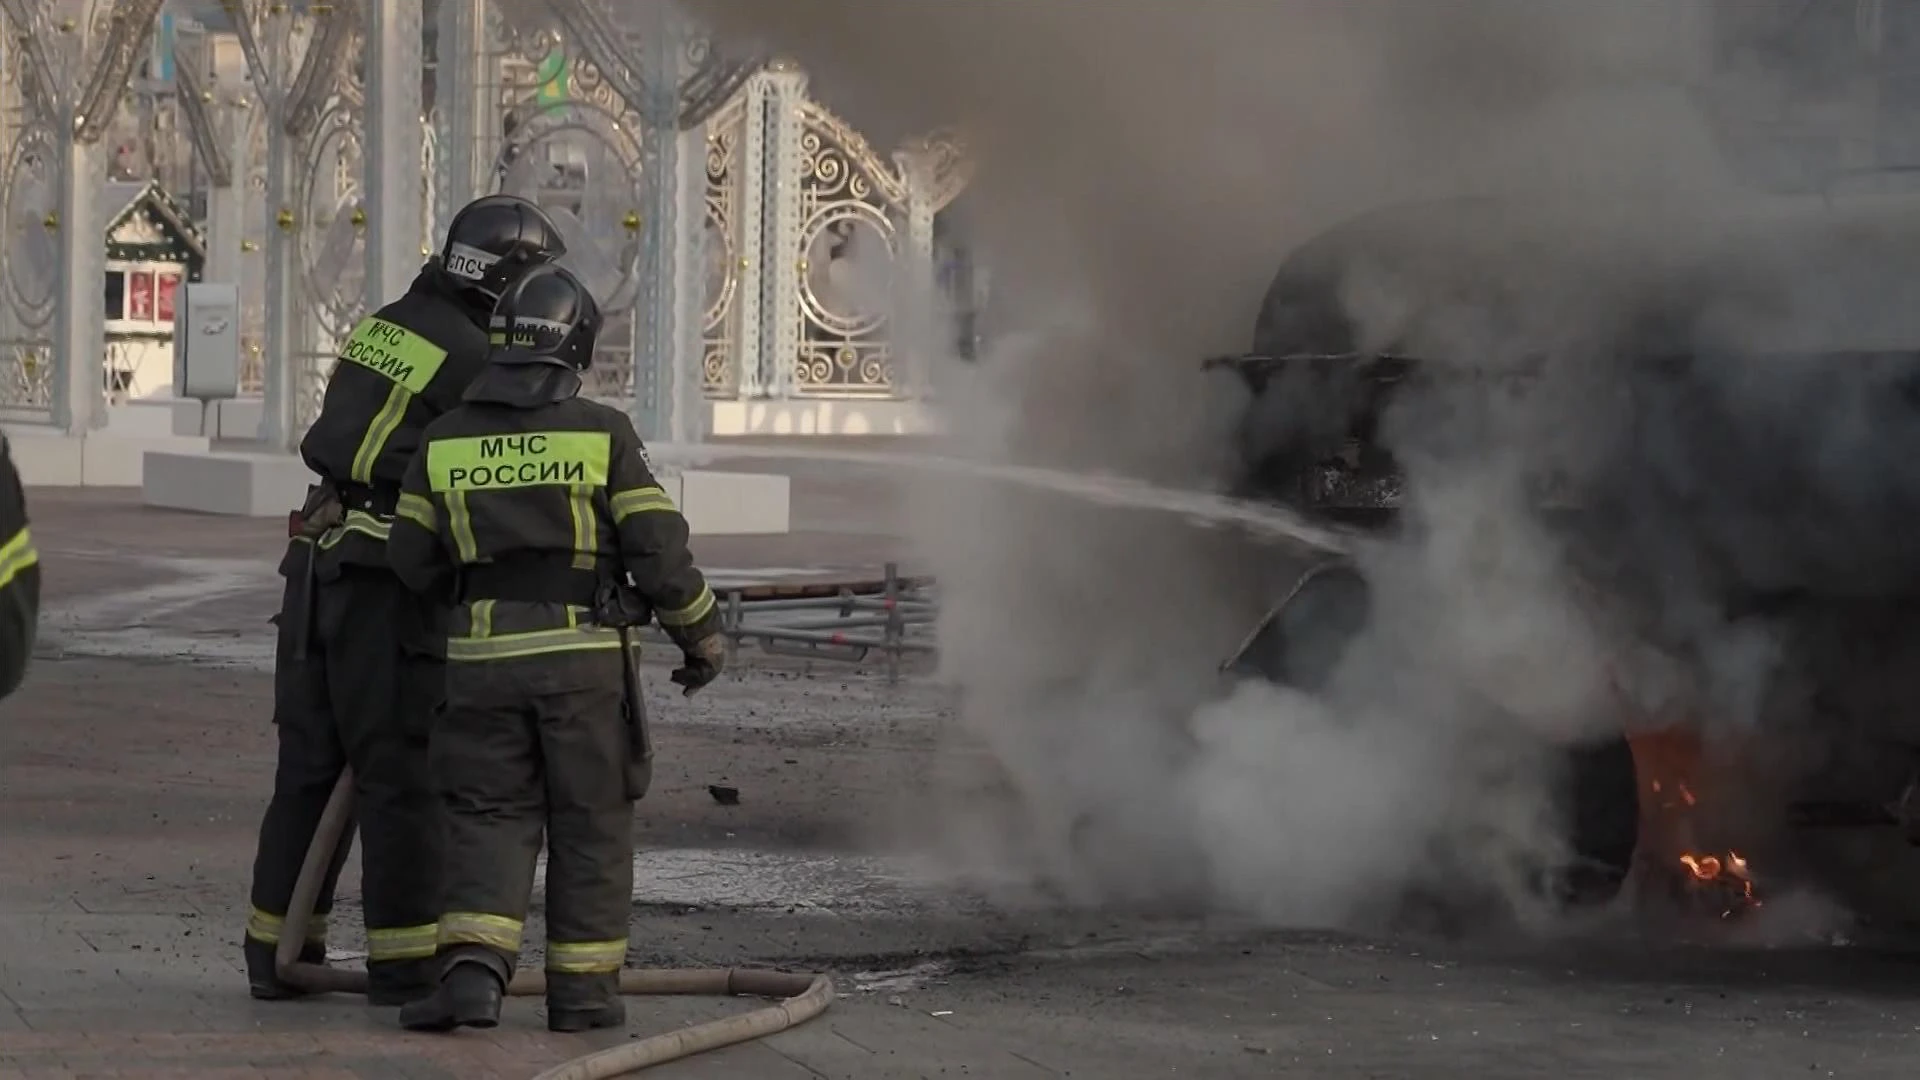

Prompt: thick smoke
xmin=684 ymin=0 xmax=1879 ymax=926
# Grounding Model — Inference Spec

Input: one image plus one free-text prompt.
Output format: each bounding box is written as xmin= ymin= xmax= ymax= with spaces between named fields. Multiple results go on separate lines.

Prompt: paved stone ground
xmin=3 ymin=469 xmax=1920 ymax=1078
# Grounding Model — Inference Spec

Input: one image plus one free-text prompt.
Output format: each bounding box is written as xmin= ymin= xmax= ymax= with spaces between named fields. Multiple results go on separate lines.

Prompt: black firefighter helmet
xmin=487 ymin=263 xmax=601 ymax=372
xmin=440 ymin=194 xmax=568 ymax=304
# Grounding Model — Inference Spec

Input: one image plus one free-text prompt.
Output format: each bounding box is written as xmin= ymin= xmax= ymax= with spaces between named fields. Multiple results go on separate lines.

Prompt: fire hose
xmin=272 ymin=771 xmax=836 ymax=1079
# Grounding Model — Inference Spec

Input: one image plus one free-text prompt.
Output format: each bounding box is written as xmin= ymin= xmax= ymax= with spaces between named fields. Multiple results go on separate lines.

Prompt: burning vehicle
xmin=1209 ymin=192 xmax=1920 ymax=920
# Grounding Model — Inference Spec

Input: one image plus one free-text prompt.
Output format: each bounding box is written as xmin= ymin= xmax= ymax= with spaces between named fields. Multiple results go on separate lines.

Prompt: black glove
xmin=670 ymin=632 xmax=727 ymax=697
xmin=292 ymin=483 xmax=343 ymax=539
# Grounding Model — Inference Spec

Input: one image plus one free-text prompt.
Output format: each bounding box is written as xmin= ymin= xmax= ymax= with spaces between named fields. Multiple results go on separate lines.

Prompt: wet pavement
xmin=2 ymin=476 xmax=1918 ymax=1078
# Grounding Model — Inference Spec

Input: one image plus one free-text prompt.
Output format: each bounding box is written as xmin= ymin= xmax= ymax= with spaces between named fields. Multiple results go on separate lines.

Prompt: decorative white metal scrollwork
xmin=490 ymin=19 xmax=648 ymax=398
xmin=1 ymin=123 xmax=58 ymax=335
xmin=0 ymin=341 xmax=51 ymax=411
xmin=242 ymin=112 xmax=271 ymax=395
xmin=74 ymin=0 xmax=168 ymax=147
xmin=900 ymin=127 xmax=974 ymax=217
xmin=296 ymin=99 xmax=367 ymax=343
xmin=679 ymin=32 xmax=765 ymax=131
xmin=293 ymin=90 xmax=368 ymax=427
xmin=224 ymin=0 xmax=369 ymax=440
xmin=702 ymin=93 xmax=745 ymax=397
xmin=240 ymin=336 xmax=266 ymax=395
xmin=421 ymin=119 xmax=440 ymax=259
xmin=0 ymin=117 xmax=56 ymax=412
xmin=791 ymin=99 xmax=909 ymax=397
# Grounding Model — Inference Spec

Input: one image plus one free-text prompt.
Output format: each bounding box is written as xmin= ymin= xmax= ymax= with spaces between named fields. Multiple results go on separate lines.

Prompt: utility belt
xmin=334 ymin=481 xmax=400 ymax=518
xmin=456 ymin=559 xmax=602 ymax=609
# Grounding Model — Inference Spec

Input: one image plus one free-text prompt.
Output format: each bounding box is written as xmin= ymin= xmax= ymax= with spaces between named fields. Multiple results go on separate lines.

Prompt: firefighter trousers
xmin=246 ymin=550 xmax=446 ymax=994
xmin=428 ymin=647 xmax=636 ymax=1012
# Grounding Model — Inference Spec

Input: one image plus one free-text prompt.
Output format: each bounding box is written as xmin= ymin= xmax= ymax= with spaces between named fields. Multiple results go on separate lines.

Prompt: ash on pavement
xmin=0 ymin=488 xmax=1914 ymax=1079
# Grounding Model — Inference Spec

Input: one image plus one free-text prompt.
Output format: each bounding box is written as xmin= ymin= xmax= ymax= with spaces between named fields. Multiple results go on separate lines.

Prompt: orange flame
xmin=1626 ymin=723 xmax=1763 ymax=918
xmin=1679 ymin=850 xmax=1760 ymax=916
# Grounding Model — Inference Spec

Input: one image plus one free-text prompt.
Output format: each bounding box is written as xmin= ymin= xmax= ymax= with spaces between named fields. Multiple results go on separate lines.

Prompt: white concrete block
xmin=667 ymin=469 xmax=791 ymax=536
xmin=84 ymin=434 xmax=213 ymax=487
xmin=2 ymin=426 xmax=213 ymax=487
xmin=142 ymin=450 xmax=316 ymax=517
xmin=104 ymin=399 xmax=184 ymax=438
xmin=169 ymin=397 xmax=264 ymax=439
xmin=705 ymin=398 xmax=938 ymax=437
xmin=4 ymin=428 xmax=83 ymax=486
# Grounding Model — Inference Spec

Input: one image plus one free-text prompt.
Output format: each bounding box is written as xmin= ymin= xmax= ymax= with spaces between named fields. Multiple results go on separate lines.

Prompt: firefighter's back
xmin=412 ymin=395 xmax=638 ymax=667
xmin=299 ymin=282 xmax=491 ymax=493
xmin=391 ymin=263 xmax=722 ymax=1035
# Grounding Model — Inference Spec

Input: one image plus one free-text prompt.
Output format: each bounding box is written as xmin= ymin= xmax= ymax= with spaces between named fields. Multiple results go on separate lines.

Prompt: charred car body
xmin=1210 ymin=193 xmax=1920 ymax=914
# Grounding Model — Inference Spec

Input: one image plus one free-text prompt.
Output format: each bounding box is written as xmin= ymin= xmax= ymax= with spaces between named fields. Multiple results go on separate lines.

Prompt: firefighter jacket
xmin=387 ymin=389 xmax=721 ymax=662
xmin=0 ymin=433 xmax=38 ymax=699
xmin=292 ymin=263 xmax=493 ymax=577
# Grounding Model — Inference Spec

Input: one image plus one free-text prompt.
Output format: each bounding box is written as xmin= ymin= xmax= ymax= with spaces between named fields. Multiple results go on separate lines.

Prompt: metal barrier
xmin=642 ymin=562 xmax=938 ymax=680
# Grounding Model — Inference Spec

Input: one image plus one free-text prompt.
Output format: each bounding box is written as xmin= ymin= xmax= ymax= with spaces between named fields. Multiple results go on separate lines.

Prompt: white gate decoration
xmin=439 ymin=23 xmax=971 ymax=408
xmin=115 ymin=5 xmax=971 ymax=441
xmin=220 ymin=0 xmax=369 ymax=443
xmin=701 ymin=91 xmax=750 ymax=398
xmin=0 ymin=119 xmax=57 ymax=415
xmin=701 ymin=66 xmax=971 ymax=402
xmin=294 ymin=86 xmax=368 ymax=427
xmin=0 ymin=0 xmax=169 ymax=427
xmin=489 ymin=18 xmax=647 ymax=401
xmin=791 ymin=100 xmax=904 ymax=396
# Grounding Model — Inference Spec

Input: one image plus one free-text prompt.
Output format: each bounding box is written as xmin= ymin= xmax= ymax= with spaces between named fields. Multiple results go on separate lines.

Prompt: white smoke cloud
xmin=682 ymin=0 xmax=1871 ymax=926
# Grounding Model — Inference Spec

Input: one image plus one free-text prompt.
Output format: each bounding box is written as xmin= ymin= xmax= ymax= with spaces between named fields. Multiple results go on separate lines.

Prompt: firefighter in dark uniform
xmin=0 ymin=432 xmax=39 ymax=700
xmin=387 ymin=265 xmax=727 ymax=1033
xmin=242 ymin=195 xmax=569 ymax=1006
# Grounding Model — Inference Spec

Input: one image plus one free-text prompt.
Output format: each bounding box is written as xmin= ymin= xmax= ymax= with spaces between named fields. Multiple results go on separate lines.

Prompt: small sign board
xmin=174 ymin=281 xmax=240 ymax=402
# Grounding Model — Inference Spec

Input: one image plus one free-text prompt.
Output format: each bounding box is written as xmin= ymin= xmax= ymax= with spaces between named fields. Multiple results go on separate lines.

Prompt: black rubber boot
xmin=398 ymin=957 xmax=506 ymax=1032
xmin=366 ymin=958 xmax=436 ymax=1007
xmin=547 ymin=971 xmax=624 ymax=1033
xmin=549 ymin=998 xmax=626 ymax=1034
xmin=244 ymin=937 xmax=327 ymax=1001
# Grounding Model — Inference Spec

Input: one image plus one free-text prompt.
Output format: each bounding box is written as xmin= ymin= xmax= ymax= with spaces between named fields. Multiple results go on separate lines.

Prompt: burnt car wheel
xmin=1226 ymin=565 xmax=1639 ymax=909
xmin=1546 ymin=733 xmax=1640 ymax=907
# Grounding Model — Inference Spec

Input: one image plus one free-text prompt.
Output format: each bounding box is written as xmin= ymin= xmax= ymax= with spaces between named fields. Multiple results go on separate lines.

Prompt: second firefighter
xmin=388 ymin=264 xmax=728 ymax=1034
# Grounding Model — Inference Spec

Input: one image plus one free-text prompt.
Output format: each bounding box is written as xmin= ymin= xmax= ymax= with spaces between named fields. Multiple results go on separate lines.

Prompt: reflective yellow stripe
xmin=657 ymin=584 xmax=716 ymax=628
xmin=395 ymin=491 xmax=437 ymax=532
xmin=0 ymin=526 xmax=37 ymax=591
xmin=349 ymin=384 xmax=409 ymax=484
xmin=545 ymin=938 xmax=628 ymax=975
xmin=425 ymin=431 xmax=612 ymax=492
xmin=569 ymin=484 xmax=595 ymax=570
xmin=610 ymin=485 xmax=676 ymax=521
xmin=470 ymin=598 xmax=496 ymax=638
xmin=446 ymin=491 xmax=479 ymax=562
xmin=245 ymin=906 xmax=327 ymax=946
xmin=244 ymin=907 xmax=281 ymax=943
xmin=315 ymin=508 xmax=393 ymax=549
xmin=446 ymin=624 xmax=632 ymax=662
xmin=366 ymin=923 xmax=440 ymax=962
xmin=438 ymin=911 xmax=524 ymax=953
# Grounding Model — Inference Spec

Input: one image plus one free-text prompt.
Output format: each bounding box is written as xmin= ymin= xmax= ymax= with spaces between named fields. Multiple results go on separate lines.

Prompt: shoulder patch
xmin=635 ymin=443 xmax=653 ymax=471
